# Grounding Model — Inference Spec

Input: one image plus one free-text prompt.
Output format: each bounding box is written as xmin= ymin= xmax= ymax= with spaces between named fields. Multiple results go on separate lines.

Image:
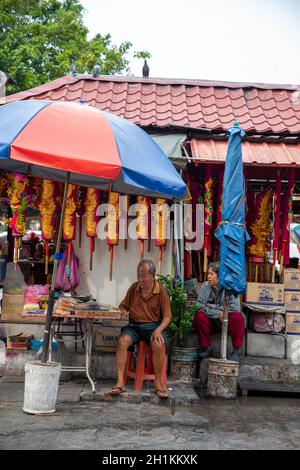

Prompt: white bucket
xmin=23 ymin=361 xmax=62 ymax=414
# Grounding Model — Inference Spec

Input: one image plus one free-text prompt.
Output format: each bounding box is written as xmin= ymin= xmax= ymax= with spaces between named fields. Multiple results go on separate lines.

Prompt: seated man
xmin=109 ymin=259 xmax=171 ymax=398
xmin=193 ymin=261 xmax=245 ymax=361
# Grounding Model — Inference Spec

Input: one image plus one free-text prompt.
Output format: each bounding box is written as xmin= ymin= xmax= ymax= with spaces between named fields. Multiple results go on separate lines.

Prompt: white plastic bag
xmin=2 ymin=262 xmax=26 ymax=294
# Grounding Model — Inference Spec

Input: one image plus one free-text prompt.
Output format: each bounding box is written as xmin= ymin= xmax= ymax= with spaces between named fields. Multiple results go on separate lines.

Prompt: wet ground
xmin=0 ymin=376 xmax=300 ymax=450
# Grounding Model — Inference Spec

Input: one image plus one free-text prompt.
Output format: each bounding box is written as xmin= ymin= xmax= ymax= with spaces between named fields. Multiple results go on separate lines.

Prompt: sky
xmin=80 ymin=0 xmax=300 ymax=85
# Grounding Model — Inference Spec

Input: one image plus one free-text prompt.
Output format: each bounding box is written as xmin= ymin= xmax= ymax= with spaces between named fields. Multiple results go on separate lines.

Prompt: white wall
xmin=73 ymin=218 xmax=173 ymax=307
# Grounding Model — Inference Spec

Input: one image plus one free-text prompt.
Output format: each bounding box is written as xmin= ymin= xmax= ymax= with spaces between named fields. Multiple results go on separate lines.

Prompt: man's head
xmin=207 ymin=262 xmax=219 ymax=288
xmin=137 ymin=259 xmax=156 ymax=290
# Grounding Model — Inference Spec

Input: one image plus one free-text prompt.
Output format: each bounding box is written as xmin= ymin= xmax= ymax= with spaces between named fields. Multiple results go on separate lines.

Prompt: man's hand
xmin=219 ymin=310 xmax=224 ymax=321
xmin=151 ymin=329 xmax=164 ymax=344
xmin=120 ymin=309 xmax=129 ymax=318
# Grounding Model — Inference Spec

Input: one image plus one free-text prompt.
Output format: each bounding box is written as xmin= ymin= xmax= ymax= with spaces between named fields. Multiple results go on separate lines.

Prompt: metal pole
xmin=41 ymin=172 xmax=70 ymax=363
xmin=220 ymin=291 xmax=229 ymax=360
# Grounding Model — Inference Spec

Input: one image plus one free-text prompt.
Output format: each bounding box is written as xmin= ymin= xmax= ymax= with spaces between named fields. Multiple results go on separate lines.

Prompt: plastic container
xmin=23 ymin=361 xmax=62 ymax=414
xmin=170 ymin=346 xmax=199 ymax=383
xmin=207 ymin=358 xmax=239 ymax=399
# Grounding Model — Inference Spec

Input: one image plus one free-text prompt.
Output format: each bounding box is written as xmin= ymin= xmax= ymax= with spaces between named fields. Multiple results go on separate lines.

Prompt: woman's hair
xmin=207 ymin=261 xmax=219 ymax=275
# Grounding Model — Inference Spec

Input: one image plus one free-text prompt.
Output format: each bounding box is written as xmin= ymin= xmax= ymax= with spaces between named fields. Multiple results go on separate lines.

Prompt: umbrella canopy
xmin=215 ymin=123 xmax=248 ymax=294
xmin=0 ymin=100 xmax=186 ymax=200
xmin=0 ymin=99 xmax=186 ymax=364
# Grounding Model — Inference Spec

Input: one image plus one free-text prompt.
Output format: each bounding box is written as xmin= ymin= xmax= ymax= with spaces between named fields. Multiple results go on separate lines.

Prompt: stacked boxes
xmin=246 ymin=282 xmax=284 ymax=307
xmin=245 ymin=283 xmax=285 ymax=357
xmin=284 ymin=269 xmax=300 ymax=337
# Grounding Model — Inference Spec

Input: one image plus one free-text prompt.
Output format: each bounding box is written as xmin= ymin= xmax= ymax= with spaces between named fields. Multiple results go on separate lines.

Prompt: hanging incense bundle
xmin=154 ymin=198 xmax=168 ymax=275
xmin=77 ymin=186 xmax=87 ymax=248
xmin=39 ymin=179 xmax=56 ymax=274
xmin=63 ymin=184 xmax=77 ymax=272
xmin=85 ymin=188 xmax=101 ymax=271
xmin=7 ymin=173 xmax=32 ymax=268
xmin=204 ymin=165 xmax=214 ymax=272
xmin=107 ymin=190 xmax=120 ymax=281
xmin=136 ymin=196 xmax=151 ymax=259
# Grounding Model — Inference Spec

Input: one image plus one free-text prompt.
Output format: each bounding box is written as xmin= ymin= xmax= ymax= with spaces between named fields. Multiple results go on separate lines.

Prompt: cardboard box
xmin=93 ymin=325 xmax=122 ymax=352
xmin=1 ymin=293 xmax=45 ymax=324
xmin=284 ymin=269 xmax=300 ymax=290
xmin=286 ymin=313 xmax=300 ymax=334
xmin=246 ymin=283 xmax=284 ymax=306
xmin=7 ymin=333 xmax=32 ymax=350
xmin=1 ymin=293 xmax=24 ymax=321
xmin=284 ymin=291 xmax=300 ymax=312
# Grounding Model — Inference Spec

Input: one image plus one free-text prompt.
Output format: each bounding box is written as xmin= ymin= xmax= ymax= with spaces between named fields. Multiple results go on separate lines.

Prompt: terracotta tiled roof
xmin=190 ymin=139 xmax=300 ymax=165
xmin=5 ymin=75 xmax=300 ymax=135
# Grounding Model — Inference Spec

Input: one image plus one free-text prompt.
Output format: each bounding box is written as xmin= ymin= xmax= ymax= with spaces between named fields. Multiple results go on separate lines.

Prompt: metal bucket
xmin=207 ymin=358 xmax=239 ymax=399
xmin=170 ymin=346 xmax=199 ymax=383
xmin=23 ymin=361 xmax=62 ymax=414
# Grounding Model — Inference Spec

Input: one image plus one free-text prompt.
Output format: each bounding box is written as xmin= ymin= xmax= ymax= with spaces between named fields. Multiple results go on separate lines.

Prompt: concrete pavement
xmin=0 ymin=375 xmax=300 ymax=450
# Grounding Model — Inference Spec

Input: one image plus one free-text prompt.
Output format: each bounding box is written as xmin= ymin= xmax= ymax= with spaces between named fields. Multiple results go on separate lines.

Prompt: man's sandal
xmin=107 ymin=386 xmax=129 ymax=397
xmin=153 ymin=389 xmax=169 ymax=399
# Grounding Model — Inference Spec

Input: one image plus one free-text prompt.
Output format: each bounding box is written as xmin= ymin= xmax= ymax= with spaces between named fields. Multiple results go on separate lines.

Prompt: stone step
xmin=239 ymin=356 xmax=300 ymax=385
xmin=238 ymin=380 xmax=300 ymax=396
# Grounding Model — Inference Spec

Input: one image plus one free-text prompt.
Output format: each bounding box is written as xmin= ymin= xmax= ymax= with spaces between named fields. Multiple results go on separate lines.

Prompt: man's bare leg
xmin=151 ymin=342 xmax=167 ymax=396
xmin=113 ymin=333 xmax=132 ymax=391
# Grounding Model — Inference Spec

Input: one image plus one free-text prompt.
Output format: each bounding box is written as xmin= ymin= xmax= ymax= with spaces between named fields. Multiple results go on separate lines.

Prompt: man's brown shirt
xmin=119 ymin=281 xmax=172 ymax=324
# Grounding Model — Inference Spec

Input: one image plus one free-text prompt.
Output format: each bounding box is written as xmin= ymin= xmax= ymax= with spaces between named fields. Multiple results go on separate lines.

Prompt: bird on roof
xmin=70 ymin=62 xmax=77 ymax=77
xmin=92 ymin=64 xmax=101 ymax=78
xmin=142 ymin=60 xmax=149 ymax=78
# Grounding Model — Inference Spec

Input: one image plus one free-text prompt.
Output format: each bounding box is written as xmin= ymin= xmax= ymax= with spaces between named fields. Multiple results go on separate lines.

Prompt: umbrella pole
xmin=41 ymin=172 xmax=70 ymax=363
xmin=220 ymin=291 xmax=229 ymax=360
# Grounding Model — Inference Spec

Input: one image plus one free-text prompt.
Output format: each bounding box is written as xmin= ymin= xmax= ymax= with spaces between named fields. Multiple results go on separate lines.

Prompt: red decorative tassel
xmin=140 ymin=239 xmax=145 ymax=260
xmin=109 ymin=245 xmax=114 ymax=281
xmin=90 ymin=237 xmax=95 ymax=271
xmin=45 ymin=240 xmax=49 ymax=275
xmin=158 ymin=246 xmax=163 ymax=275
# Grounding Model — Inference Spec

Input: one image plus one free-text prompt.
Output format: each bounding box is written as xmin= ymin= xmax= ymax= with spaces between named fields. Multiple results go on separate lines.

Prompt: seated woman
xmin=193 ymin=261 xmax=244 ymax=361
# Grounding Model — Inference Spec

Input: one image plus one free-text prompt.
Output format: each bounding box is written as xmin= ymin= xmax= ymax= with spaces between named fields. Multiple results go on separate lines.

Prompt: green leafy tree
xmin=158 ymin=275 xmax=199 ymax=345
xmin=0 ymin=0 xmax=147 ymax=94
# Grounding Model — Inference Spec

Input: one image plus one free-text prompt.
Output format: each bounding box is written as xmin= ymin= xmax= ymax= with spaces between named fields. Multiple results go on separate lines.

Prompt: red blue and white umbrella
xmin=0 ymin=100 xmax=186 ymax=199
xmin=0 ymin=99 xmax=186 ymax=364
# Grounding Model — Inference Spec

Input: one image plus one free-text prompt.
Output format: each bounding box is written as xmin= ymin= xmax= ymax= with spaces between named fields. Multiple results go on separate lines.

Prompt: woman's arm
xmin=196 ymin=283 xmax=221 ymax=319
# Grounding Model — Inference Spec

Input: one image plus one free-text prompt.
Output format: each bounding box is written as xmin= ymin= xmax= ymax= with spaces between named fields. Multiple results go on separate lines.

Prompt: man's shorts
xmin=120 ymin=322 xmax=167 ymax=345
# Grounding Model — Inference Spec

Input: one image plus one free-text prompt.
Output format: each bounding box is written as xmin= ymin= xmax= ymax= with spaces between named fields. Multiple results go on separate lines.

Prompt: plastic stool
xmin=125 ymin=340 xmax=167 ymax=391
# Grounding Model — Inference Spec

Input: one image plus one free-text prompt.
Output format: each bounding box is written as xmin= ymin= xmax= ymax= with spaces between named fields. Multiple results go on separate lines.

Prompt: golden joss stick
xmin=85 ymin=188 xmax=101 ymax=271
xmin=40 ymin=180 xmax=56 ymax=274
xmin=137 ymin=196 xmax=150 ymax=259
xmin=107 ymin=191 xmax=119 ymax=280
xmin=155 ymin=198 xmax=168 ymax=275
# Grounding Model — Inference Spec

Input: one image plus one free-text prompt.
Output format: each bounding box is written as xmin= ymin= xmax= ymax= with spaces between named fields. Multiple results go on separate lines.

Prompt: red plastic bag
xmin=55 ymin=246 xmax=80 ymax=292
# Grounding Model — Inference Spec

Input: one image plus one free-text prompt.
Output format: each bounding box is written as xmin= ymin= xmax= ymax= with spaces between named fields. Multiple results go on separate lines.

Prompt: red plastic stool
xmin=125 ymin=340 xmax=167 ymax=391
